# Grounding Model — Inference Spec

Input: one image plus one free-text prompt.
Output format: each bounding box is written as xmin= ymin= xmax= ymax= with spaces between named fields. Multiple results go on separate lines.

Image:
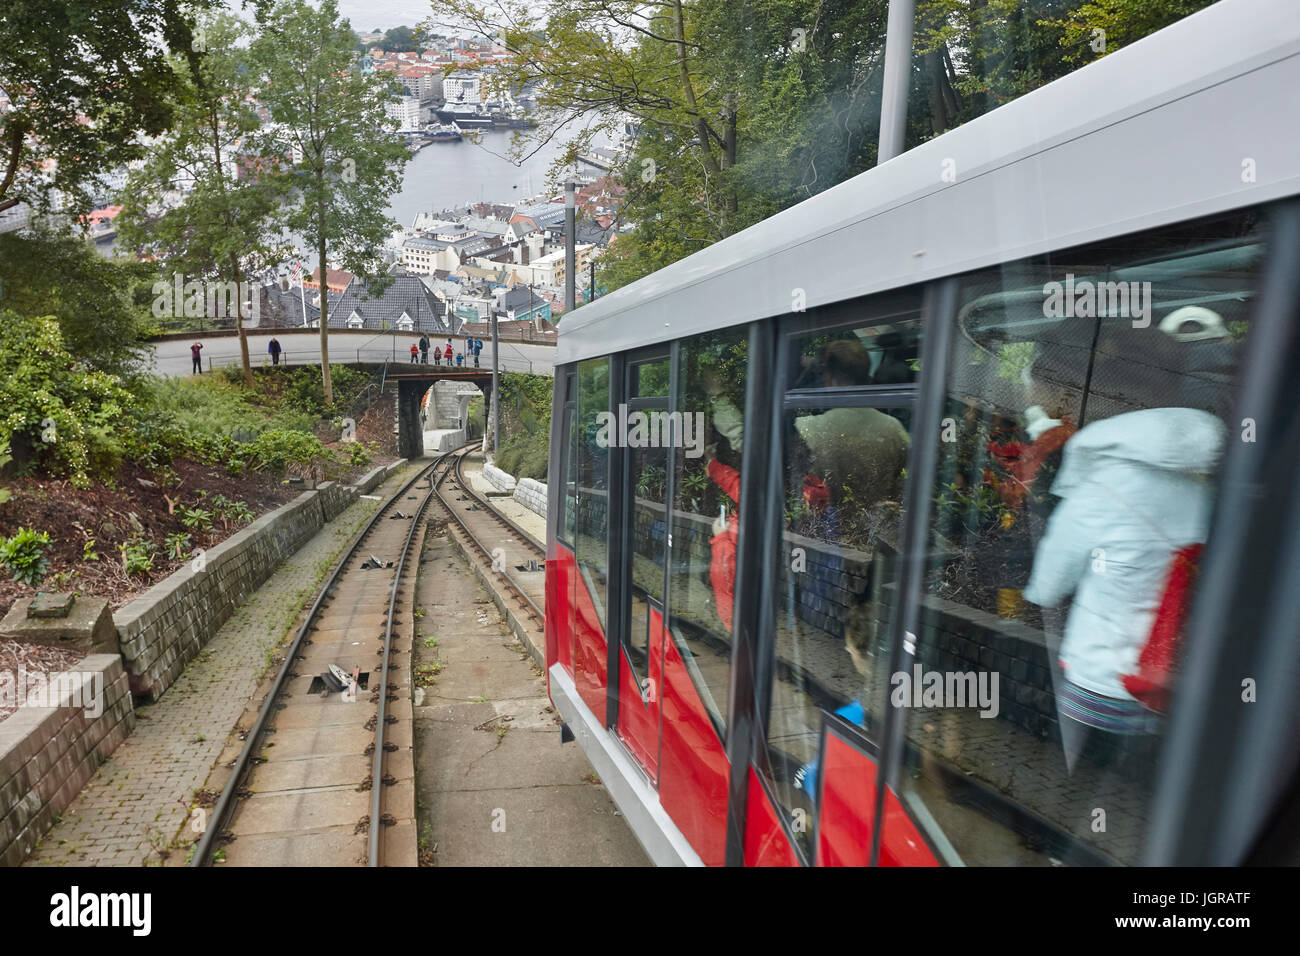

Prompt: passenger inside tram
xmin=752 ymin=218 xmax=1262 ymax=865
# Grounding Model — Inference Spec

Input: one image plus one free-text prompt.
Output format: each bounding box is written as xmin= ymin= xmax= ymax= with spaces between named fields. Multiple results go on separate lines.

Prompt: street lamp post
xmin=564 ymin=180 xmax=576 ymax=315
xmin=490 ymin=310 xmax=499 ymax=457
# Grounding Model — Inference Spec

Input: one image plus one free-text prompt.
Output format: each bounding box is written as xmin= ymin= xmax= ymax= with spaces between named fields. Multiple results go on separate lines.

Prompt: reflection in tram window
xmin=790 ymin=321 xmax=921 ymax=389
xmin=625 ymin=357 xmax=671 ymax=680
xmin=762 ymin=317 xmax=921 ymax=859
xmin=901 ymin=212 xmax=1263 ymax=866
xmin=668 ymin=330 xmax=747 ymax=737
xmin=575 ymin=358 xmax=611 ymax=630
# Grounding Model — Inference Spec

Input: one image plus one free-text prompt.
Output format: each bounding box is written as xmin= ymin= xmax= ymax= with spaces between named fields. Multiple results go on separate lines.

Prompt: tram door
xmin=616 ymin=353 xmax=672 ymax=784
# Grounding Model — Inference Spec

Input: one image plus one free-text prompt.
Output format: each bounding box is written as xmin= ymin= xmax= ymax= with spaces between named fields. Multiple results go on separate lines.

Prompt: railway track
xmin=191 ymin=449 xmax=466 ymax=867
xmin=428 ymin=447 xmax=546 ymax=637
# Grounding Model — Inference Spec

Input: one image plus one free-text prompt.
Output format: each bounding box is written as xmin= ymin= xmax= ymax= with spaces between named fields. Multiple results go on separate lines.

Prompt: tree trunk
xmin=925 ymin=50 xmax=950 ymax=136
xmin=212 ymin=110 xmax=253 ymax=388
xmin=231 ymin=253 xmax=254 ymax=388
xmin=670 ymin=0 xmax=727 ymax=234
xmin=317 ymin=227 xmax=334 ymax=407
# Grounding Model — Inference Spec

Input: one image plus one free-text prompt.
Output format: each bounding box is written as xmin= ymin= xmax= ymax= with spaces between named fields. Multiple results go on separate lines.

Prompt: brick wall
xmin=0 ymin=655 xmax=134 ymax=866
xmin=912 ymin=593 xmax=1058 ymax=738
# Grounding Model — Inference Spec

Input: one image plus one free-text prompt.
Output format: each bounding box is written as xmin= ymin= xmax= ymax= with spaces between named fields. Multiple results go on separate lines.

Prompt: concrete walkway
xmin=24 ymin=466 xmax=418 ymax=867
xmin=412 ymin=525 xmax=647 ymax=866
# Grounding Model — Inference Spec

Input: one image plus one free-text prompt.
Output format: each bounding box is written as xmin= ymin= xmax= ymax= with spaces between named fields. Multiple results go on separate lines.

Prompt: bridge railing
xmin=202 ymin=347 xmax=545 ymax=375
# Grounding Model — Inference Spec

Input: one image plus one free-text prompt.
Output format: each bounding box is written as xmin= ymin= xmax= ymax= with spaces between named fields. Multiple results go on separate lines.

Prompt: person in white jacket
xmin=1023 ymin=406 xmax=1226 ymax=759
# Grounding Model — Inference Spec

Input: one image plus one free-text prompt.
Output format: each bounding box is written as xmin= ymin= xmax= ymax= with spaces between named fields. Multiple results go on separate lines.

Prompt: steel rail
xmin=435 ymin=448 xmax=544 ymax=623
xmin=365 ymin=448 xmax=464 ymax=865
xmin=451 ymin=451 xmax=545 ymax=556
xmin=190 ymin=451 xmax=456 ymax=867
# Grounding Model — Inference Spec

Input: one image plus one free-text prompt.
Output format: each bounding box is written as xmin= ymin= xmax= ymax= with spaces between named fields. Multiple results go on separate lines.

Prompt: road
xmin=148 ymin=330 xmax=557 ymax=378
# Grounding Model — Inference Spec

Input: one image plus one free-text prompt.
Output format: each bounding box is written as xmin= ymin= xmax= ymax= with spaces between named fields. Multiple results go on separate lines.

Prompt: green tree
xmin=118 ymin=10 xmax=289 ymax=388
xmin=0 ymin=312 xmax=136 ymax=487
xmin=378 ymin=25 xmax=418 ymax=51
xmin=436 ymin=0 xmax=1218 ymax=296
xmin=0 ymin=0 xmax=212 ymax=217
xmin=248 ymin=0 xmax=410 ymax=406
xmin=0 ymin=230 xmax=155 ymax=382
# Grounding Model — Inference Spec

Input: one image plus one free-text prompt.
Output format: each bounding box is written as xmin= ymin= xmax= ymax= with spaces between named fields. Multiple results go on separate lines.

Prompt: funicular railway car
xmin=543 ymin=0 xmax=1300 ymax=866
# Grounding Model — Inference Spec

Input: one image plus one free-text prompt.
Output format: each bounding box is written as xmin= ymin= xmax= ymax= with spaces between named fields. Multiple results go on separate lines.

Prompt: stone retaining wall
xmin=0 ymin=655 xmax=134 ymax=866
xmin=513 ymin=478 xmax=547 ymax=517
xmin=482 ymin=461 xmax=517 ymax=493
xmin=426 ymin=429 xmax=467 ymax=453
xmin=114 ymin=462 xmax=406 ymax=703
xmin=913 ymin=593 xmax=1057 ymax=738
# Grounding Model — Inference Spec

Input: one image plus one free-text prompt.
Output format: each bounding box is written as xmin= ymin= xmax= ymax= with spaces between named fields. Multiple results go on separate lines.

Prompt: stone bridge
xmin=384 ymin=363 xmax=496 ymax=460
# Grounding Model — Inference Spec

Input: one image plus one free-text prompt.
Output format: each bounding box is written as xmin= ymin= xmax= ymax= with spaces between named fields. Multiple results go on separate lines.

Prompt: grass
xmin=149 ymin=375 xmax=317 ymax=441
xmin=414 ymin=662 xmax=443 ymax=687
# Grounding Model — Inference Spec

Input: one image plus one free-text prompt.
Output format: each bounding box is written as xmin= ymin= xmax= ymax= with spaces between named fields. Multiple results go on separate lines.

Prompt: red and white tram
xmin=543 ymin=0 xmax=1300 ymax=866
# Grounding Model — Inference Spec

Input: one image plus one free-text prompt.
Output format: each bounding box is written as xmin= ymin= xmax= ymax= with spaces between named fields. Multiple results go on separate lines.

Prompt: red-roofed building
xmin=304 ymin=267 xmax=355 ymax=294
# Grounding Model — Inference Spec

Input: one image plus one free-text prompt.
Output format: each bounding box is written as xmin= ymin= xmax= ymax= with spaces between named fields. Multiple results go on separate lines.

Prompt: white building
xmin=385 ymin=95 xmax=423 ymax=133
xmin=443 ymin=72 xmax=481 ymax=108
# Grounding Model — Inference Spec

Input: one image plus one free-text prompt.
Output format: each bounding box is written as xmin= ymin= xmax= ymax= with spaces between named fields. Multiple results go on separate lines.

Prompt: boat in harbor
xmin=427 ymin=122 xmax=463 ymax=142
xmin=434 ymin=106 xmax=494 ymax=128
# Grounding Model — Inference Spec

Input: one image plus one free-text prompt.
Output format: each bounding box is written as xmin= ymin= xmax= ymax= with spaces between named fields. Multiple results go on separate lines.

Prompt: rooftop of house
xmin=306 ymin=266 xmax=355 ymax=290
xmin=328 ymin=274 xmax=453 ymax=333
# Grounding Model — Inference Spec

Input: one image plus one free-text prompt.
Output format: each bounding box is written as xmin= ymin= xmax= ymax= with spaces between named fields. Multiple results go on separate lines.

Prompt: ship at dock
xmin=426 ymin=123 xmax=464 ymax=142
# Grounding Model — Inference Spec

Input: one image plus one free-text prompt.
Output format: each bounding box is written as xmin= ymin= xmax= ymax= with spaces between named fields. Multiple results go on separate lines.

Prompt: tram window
xmin=667 ymin=329 xmax=746 ymax=737
xmin=900 ymin=211 xmax=1264 ymax=866
xmin=790 ymin=321 xmax=920 ymax=388
xmin=762 ymin=317 xmax=921 ymax=859
xmin=632 ymin=359 xmax=670 ymax=397
xmin=576 ymin=358 xmax=611 ymax=631
xmin=626 ymin=357 xmax=671 ymax=678
xmin=561 ymin=402 xmax=577 ymax=544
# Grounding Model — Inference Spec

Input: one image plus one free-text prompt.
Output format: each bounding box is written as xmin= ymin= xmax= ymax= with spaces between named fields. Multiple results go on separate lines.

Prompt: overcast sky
xmin=223 ymin=1 xmax=476 ymax=35
xmin=334 ymin=1 xmax=433 ymax=33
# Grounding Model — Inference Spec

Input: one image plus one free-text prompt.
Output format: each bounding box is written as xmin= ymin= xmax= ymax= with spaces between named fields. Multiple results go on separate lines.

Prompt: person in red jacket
xmin=706 ymin=458 xmax=741 ymax=632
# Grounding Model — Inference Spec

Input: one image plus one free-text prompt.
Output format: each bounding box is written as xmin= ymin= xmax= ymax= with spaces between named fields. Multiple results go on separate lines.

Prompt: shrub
xmin=244 ymin=429 xmax=335 ymax=476
xmin=165 ymin=532 xmax=192 ymax=560
xmin=284 ymin=365 xmax=369 ymax=415
xmin=0 ymin=312 xmax=138 ymax=487
xmin=495 ymin=432 xmax=549 ymax=481
xmin=119 ymin=538 xmax=156 ymax=577
xmin=207 ymin=494 xmax=254 ymax=528
xmin=177 ymin=505 xmax=214 ymax=534
xmin=0 ymin=526 xmax=52 ymax=587
xmin=346 ymin=441 xmax=370 ymax=467
xmin=0 ymin=438 xmax=11 ymax=506
xmin=147 ymin=376 xmax=316 ymax=444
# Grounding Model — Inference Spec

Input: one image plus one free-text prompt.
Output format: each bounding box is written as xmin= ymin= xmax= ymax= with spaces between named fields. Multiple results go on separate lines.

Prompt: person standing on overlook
xmin=190 ymin=341 xmax=204 ymax=374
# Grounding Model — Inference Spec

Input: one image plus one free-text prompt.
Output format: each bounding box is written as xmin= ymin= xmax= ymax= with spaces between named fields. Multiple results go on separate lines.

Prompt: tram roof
xmin=557 ymin=0 xmax=1300 ymax=366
